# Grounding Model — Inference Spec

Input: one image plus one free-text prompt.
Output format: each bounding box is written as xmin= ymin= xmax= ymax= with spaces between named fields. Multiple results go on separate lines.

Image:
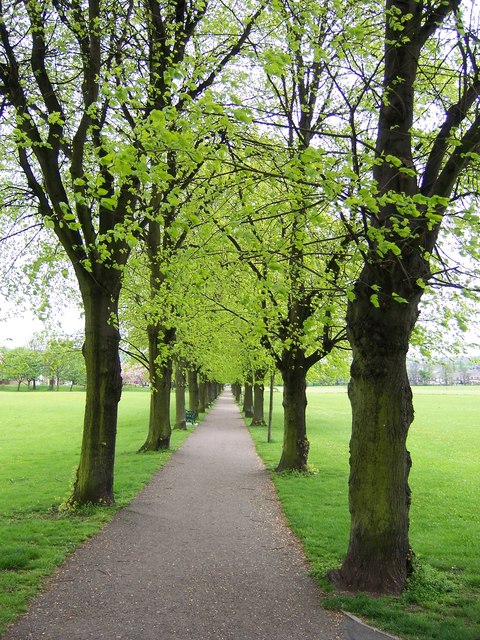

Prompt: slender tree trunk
xmin=198 ymin=378 xmax=206 ymax=413
xmin=243 ymin=381 xmax=254 ymax=417
xmin=251 ymin=380 xmax=266 ymax=426
xmin=276 ymin=350 xmax=309 ymax=471
xmin=188 ymin=368 xmax=199 ymax=413
xmin=267 ymin=371 xmax=274 ymax=443
xmin=139 ymin=325 xmax=173 ymax=451
xmin=71 ymin=281 xmax=123 ymax=506
xmin=175 ymin=362 xmax=187 ymax=430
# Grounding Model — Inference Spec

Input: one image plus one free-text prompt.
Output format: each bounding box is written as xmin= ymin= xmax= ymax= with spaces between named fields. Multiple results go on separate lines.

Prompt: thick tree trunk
xmin=331 ymin=267 xmax=423 ymax=594
xmin=188 ymin=368 xmax=199 ymax=413
xmin=139 ymin=325 xmax=172 ymax=451
xmin=251 ymin=381 xmax=266 ymax=426
xmin=276 ymin=351 xmax=309 ymax=471
xmin=71 ymin=282 xmax=122 ymax=506
xmin=174 ymin=363 xmax=187 ymax=430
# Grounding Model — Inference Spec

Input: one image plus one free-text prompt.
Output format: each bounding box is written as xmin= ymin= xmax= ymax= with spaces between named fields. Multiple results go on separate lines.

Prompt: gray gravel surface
xmin=2 ymin=390 xmax=349 ymax=640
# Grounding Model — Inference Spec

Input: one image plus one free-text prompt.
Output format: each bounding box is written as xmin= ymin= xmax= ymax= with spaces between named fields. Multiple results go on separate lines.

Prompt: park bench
xmin=185 ymin=410 xmax=198 ymax=424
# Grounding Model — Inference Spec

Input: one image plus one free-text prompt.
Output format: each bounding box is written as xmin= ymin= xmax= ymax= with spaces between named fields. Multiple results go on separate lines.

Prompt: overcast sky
xmin=0 ymin=295 xmax=84 ymax=347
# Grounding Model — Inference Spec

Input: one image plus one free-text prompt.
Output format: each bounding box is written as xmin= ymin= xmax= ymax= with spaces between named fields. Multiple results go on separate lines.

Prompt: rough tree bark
xmin=72 ymin=275 xmax=123 ymax=505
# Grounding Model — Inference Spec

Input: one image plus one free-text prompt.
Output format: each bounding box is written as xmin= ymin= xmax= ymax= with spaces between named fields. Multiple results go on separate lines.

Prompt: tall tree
xmin=331 ymin=0 xmax=480 ymax=594
xmin=0 ymin=1 xmax=143 ymax=504
xmin=215 ymin=0 xmax=354 ymax=470
xmin=132 ymin=0 xmax=265 ymax=451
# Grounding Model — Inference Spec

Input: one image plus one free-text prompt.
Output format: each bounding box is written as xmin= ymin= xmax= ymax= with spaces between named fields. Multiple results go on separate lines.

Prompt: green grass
xmin=0 ymin=388 xmax=195 ymax=633
xmin=248 ymin=386 xmax=480 ymax=640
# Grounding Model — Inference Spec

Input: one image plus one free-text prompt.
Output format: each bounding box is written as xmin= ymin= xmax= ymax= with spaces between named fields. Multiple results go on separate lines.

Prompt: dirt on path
xmin=2 ymin=390 xmax=349 ymax=640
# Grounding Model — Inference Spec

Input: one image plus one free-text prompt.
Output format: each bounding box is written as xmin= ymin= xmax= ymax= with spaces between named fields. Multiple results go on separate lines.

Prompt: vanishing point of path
xmin=2 ymin=391 xmax=349 ymax=640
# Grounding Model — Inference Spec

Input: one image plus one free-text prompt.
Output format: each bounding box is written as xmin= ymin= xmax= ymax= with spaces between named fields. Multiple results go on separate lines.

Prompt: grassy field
xmin=248 ymin=385 xmax=480 ymax=640
xmin=1 ymin=386 xmax=478 ymax=639
xmin=0 ymin=388 xmax=194 ymax=634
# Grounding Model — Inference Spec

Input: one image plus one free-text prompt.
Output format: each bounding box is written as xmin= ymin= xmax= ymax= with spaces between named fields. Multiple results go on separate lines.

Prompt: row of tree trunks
xmin=231 ymin=382 xmax=242 ymax=403
xmin=237 ymin=374 xmax=267 ymax=427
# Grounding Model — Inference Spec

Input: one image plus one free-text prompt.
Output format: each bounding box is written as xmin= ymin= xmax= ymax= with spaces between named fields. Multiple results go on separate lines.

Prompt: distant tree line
xmin=0 ymin=338 xmax=85 ymax=390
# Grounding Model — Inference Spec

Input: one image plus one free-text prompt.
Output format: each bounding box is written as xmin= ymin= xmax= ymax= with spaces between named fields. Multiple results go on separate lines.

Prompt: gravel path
xmin=2 ymin=390 xmax=349 ymax=640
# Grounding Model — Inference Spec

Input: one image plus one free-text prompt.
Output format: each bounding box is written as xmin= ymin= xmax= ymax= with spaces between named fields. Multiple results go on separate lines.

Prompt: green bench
xmin=185 ymin=410 xmax=198 ymax=424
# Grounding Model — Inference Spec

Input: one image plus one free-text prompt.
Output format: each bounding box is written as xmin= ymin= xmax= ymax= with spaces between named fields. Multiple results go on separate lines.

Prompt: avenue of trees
xmin=1 ymin=0 xmax=479 ymax=595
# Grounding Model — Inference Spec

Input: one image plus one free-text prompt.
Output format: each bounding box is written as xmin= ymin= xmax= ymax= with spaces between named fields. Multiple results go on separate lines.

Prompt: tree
xmin=174 ymin=360 xmax=187 ymax=430
xmin=0 ymin=347 xmax=43 ymax=389
xmin=42 ymin=336 xmax=85 ymax=390
xmin=124 ymin=0 xmax=265 ymax=452
xmin=0 ymin=0 xmax=264 ymax=499
xmin=213 ymin=0 xmax=354 ymax=470
xmin=0 ymin=2 xmax=148 ymax=504
xmin=251 ymin=370 xmax=267 ymax=426
xmin=331 ymin=0 xmax=480 ymax=594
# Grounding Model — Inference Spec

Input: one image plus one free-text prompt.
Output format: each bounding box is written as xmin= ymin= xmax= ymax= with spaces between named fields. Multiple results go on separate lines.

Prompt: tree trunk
xmin=251 ymin=380 xmax=266 ymax=426
xmin=267 ymin=371 xmax=274 ymax=443
xmin=243 ymin=382 xmax=254 ymax=417
xmin=276 ymin=351 xmax=309 ymax=471
xmin=139 ymin=325 xmax=172 ymax=451
xmin=331 ymin=266 xmax=423 ymax=594
xmin=174 ymin=362 xmax=187 ymax=430
xmin=198 ymin=379 xmax=206 ymax=413
xmin=71 ymin=281 xmax=123 ymax=506
xmin=232 ymin=382 xmax=242 ymax=403
xmin=188 ymin=368 xmax=199 ymax=413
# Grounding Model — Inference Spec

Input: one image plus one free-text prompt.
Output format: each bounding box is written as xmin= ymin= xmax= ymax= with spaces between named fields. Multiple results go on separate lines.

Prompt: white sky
xmin=0 ymin=295 xmax=84 ymax=347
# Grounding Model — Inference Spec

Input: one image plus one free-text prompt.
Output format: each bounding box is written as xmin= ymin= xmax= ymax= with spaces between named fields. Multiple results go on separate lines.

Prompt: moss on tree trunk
xmin=139 ymin=325 xmax=172 ymax=451
xmin=276 ymin=351 xmax=309 ymax=471
xmin=331 ymin=270 xmax=423 ymax=594
xmin=71 ymin=282 xmax=122 ymax=506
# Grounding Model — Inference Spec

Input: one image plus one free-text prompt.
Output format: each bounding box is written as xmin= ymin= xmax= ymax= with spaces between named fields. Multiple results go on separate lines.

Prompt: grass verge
xmin=0 ymin=389 xmax=195 ymax=634
xmin=248 ymin=386 xmax=480 ymax=640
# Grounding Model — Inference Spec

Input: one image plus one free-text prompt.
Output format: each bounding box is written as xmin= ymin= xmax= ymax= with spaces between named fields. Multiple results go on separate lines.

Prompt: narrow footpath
xmin=3 ymin=391 xmax=350 ymax=640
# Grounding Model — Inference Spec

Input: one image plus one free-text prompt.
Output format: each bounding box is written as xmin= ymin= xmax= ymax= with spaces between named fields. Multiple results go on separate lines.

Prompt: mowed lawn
xmin=249 ymin=385 xmax=480 ymax=640
xmin=0 ymin=388 xmax=192 ymax=633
